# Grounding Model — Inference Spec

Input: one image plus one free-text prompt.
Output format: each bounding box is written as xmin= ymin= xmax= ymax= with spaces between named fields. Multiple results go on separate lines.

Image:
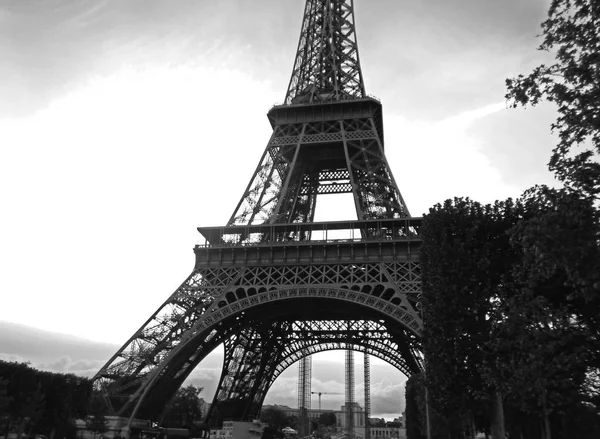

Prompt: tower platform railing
xmin=196 ymin=217 xmax=422 ymax=248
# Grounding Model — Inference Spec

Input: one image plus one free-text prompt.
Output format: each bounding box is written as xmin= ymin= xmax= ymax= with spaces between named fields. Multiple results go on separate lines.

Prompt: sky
xmin=0 ymin=0 xmax=558 ymax=419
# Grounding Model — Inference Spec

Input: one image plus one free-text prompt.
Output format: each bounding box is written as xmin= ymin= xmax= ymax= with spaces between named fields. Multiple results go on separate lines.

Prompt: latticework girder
xmin=93 ymin=245 xmax=423 ymax=421
xmin=207 ymin=318 xmax=419 ymax=424
xmin=364 ymin=353 xmax=371 ymax=439
xmin=298 ymin=355 xmax=312 ymax=437
xmin=286 ymin=0 xmax=365 ymax=104
xmin=229 ymin=115 xmax=409 ymax=226
xmin=345 ymin=349 xmax=355 ymax=439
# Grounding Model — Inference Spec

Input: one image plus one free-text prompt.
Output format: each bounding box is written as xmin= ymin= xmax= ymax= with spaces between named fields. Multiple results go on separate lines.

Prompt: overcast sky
xmin=0 ymin=0 xmax=557 ymax=419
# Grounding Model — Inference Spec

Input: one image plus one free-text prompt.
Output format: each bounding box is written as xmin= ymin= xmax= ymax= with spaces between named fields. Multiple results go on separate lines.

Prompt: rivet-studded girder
xmin=93 ymin=254 xmax=423 ymax=421
xmin=228 ymin=115 xmax=410 ymax=226
xmin=207 ymin=319 xmax=421 ymax=423
xmin=286 ymin=0 xmax=365 ymax=104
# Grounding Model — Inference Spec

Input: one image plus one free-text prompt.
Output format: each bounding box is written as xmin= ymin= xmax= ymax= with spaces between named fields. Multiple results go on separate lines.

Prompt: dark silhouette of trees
xmin=421 ymin=199 xmax=521 ymax=438
xmin=162 ymin=385 xmax=204 ymax=434
xmin=317 ymin=411 xmax=336 ymax=427
xmin=259 ymin=407 xmax=290 ymax=439
xmin=405 ymin=374 xmax=426 ymax=439
xmin=419 ymin=192 xmax=600 ymax=438
xmin=0 ymin=360 xmax=92 ymax=439
xmin=260 ymin=406 xmax=289 ymax=430
xmin=85 ymin=391 xmax=108 ymax=439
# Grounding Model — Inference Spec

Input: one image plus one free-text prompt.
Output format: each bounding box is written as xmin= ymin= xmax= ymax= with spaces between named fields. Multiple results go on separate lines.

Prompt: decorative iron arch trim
xmin=208 ymin=286 xmax=422 ymax=335
xmin=270 ymin=341 xmax=417 ymax=384
xmin=125 ymin=285 xmax=421 ymax=424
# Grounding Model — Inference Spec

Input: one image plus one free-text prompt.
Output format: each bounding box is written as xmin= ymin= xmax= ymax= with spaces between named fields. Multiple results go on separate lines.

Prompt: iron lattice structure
xmin=93 ymin=0 xmax=423 ymax=429
xmin=345 ymin=350 xmax=355 ymax=439
xmin=286 ymin=0 xmax=365 ymax=104
xmin=364 ymin=353 xmax=371 ymax=439
xmin=298 ymin=356 xmax=312 ymax=437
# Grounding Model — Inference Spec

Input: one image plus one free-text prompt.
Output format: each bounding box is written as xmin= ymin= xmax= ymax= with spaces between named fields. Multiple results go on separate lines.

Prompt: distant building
xmin=336 ymin=402 xmax=366 ymax=429
xmin=271 ymin=405 xmax=336 ymax=423
xmin=209 ymin=420 xmax=265 ymax=439
xmin=261 ymin=404 xmax=406 ymax=439
xmin=369 ymin=426 xmax=406 ymax=439
xmin=75 ymin=416 xmax=148 ymax=439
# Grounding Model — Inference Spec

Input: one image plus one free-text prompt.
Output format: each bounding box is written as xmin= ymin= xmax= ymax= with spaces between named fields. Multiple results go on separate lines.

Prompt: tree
xmin=420 ymin=198 xmax=522 ymax=438
xmin=405 ymin=374 xmax=426 ymax=439
xmin=85 ymin=392 xmax=108 ymax=439
xmin=286 ymin=414 xmax=298 ymax=430
xmin=505 ymin=4 xmax=600 ymax=433
xmin=19 ymin=383 xmax=46 ymax=438
xmin=317 ymin=412 xmax=336 ymax=427
xmin=493 ymin=185 xmax=600 ymax=438
xmin=259 ymin=407 xmax=290 ymax=439
xmin=0 ymin=379 xmax=11 ymax=439
xmin=261 ymin=426 xmax=283 ymax=439
xmin=162 ymin=385 xmax=204 ymax=432
xmin=420 ymin=191 xmax=600 ymax=438
xmin=0 ymin=361 xmax=93 ymax=439
xmin=260 ymin=407 xmax=289 ymax=431
xmin=506 ymin=0 xmax=600 ymax=199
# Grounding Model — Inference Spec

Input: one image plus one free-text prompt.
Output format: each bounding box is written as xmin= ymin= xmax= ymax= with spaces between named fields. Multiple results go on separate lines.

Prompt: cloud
xmin=366 ymin=378 xmax=406 ymax=417
xmin=0 ymin=353 xmax=108 ymax=378
xmin=0 ymin=353 xmax=28 ymax=364
xmin=0 ymin=322 xmax=118 ymax=364
xmin=0 ymin=65 xmax=279 ymax=344
xmin=359 ymin=0 xmax=552 ymax=120
xmin=35 ymin=356 xmax=106 ymax=377
xmin=1 ymin=0 xmax=552 ymax=119
xmin=385 ymin=103 xmax=525 ymax=215
xmin=0 ymin=0 xmax=299 ymax=118
xmin=468 ymin=103 xmax=559 ymax=189
xmin=183 ymin=367 xmax=222 ymax=401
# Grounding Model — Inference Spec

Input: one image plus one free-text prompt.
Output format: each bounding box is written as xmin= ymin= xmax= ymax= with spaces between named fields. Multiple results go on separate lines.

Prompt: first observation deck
xmin=195 ymin=218 xmax=422 ymax=268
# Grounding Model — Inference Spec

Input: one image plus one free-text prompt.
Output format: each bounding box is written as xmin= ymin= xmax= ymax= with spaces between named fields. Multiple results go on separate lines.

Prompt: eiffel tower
xmin=94 ymin=0 xmax=423 ymax=433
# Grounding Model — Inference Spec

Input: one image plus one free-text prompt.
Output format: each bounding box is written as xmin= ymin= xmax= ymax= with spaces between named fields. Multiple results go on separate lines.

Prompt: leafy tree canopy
xmin=317 ymin=411 xmax=336 ymax=427
xmin=162 ymin=385 xmax=204 ymax=431
xmin=0 ymin=360 xmax=92 ymax=439
xmin=260 ymin=407 xmax=289 ymax=430
xmin=506 ymin=0 xmax=600 ymax=199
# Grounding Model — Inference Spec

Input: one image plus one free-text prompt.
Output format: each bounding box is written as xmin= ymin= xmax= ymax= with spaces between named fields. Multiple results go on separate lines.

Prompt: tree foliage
xmin=317 ymin=411 xmax=336 ymax=427
xmin=162 ymin=385 xmax=204 ymax=433
xmin=420 ymin=198 xmax=521 ymax=438
xmin=260 ymin=406 xmax=289 ymax=430
xmin=506 ymin=0 xmax=600 ymax=199
xmin=502 ymin=1 xmax=600 ymax=433
xmin=420 ymin=191 xmax=600 ymax=438
xmin=496 ymin=186 xmax=600 ymax=438
xmin=260 ymin=407 xmax=291 ymax=439
xmin=85 ymin=391 xmax=108 ymax=439
xmin=405 ymin=373 xmax=426 ymax=439
xmin=0 ymin=360 xmax=93 ymax=439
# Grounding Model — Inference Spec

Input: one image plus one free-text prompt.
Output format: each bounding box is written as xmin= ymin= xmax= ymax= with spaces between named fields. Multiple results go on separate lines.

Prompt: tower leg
xmin=209 ymin=322 xmax=288 ymax=424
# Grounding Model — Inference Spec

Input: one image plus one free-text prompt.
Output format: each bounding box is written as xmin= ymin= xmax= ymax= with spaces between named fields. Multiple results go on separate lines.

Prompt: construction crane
xmin=311 ymin=391 xmax=343 ymax=411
